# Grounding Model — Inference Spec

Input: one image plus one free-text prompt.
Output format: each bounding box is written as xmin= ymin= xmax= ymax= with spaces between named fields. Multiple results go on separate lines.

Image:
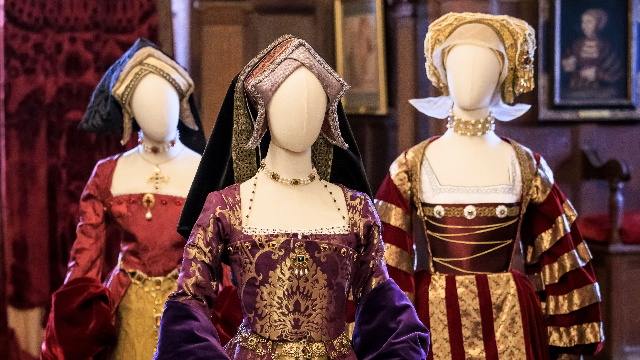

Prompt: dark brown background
xmin=187 ymin=0 xmax=639 ymax=219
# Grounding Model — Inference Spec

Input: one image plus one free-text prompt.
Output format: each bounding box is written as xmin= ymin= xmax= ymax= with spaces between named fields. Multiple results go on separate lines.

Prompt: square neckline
xmin=422 ymin=150 xmax=518 ymax=190
xmin=235 ymin=182 xmax=352 ymax=235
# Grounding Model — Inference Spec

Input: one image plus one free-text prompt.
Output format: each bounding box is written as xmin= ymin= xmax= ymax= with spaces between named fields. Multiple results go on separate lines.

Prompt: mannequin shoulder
xmin=176 ymin=147 xmax=202 ymax=169
xmin=389 ymin=138 xmax=430 ymax=175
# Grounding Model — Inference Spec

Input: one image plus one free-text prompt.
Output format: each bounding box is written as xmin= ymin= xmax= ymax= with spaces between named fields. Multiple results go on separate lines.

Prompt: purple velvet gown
xmin=154 ymin=184 xmax=430 ymax=359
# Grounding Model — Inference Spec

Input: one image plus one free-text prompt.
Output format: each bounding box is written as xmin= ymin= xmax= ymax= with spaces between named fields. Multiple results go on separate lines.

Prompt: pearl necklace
xmin=138 ymin=132 xmax=177 ymax=154
xmin=446 ymin=109 xmax=495 ymax=136
xmin=260 ymin=160 xmax=318 ymax=186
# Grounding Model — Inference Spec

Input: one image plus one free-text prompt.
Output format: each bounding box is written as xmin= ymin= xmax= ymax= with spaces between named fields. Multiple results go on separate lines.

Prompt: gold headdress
xmin=111 ymin=47 xmax=199 ymax=145
xmin=424 ymin=12 xmax=536 ymax=104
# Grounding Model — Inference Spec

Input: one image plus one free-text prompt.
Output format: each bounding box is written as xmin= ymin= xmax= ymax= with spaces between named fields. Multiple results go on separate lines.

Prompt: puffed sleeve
xmin=521 ymin=153 xmax=604 ymax=359
xmin=65 ymin=160 xmax=110 ymax=282
xmin=42 ymin=159 xmax=116 ymax=360
xmin=351 ymin=195 xmax=430 ymax=360
xmin=374 ymin=151 xmax=417 ymax=302
xmin=154 ymin=191 xmax=230 ymax=360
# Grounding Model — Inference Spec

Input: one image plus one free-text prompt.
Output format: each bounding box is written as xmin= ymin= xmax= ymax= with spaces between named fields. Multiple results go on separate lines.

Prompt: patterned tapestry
xmin=3 ymin=0 xmax=158 ymax=309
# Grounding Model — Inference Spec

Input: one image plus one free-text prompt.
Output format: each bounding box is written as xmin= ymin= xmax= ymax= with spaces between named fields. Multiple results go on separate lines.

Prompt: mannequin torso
xmin=239 ymin=67 xmax=347 ymax=230
xmin=110 ymin=73 xmax=201 ymax=197
xmin=425 ymin=43 xmax=514 ymax=188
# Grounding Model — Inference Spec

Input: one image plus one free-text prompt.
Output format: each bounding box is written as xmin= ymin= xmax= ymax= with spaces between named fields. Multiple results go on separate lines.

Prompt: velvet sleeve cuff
xmin=154 ymin=299 xmax=230 ymax=360
xmin=352 ymin=279 xmax=430 ymax=360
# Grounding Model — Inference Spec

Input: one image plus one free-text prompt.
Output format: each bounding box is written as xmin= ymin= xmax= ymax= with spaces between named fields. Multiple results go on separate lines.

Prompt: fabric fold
xmin=154 ymin=300 xmax=229 ymax=360
xmin=352 ymin=279 xmax=430 ymax=360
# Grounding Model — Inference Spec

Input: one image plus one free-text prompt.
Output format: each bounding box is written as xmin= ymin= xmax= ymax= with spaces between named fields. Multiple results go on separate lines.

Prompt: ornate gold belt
xmin=227 ymin=323 xmax=352 ymax=359
xmin=118 ymin=258 xmax=179 ymax=328
xmin=422 ymin=204 xmax=519 ymax=219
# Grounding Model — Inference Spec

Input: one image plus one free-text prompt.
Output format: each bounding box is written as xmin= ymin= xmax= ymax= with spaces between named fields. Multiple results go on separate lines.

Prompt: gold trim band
xmin=542 ymin=283 xmax=601 ymax=315
xmin=422 ymin=204 xmax=520 ymax=218
xmin=528 ymin=241 xmax=592 ymax=292
xmin=228 ymin=323 xmax=351 ymax=358
xmin=548 ymin=322 xmax=604 ymax=347
xmin=374 ymin=199 xmax=411 ymax=233
xmin=526 ymin=200 xmax=577 ymax=264
xmin=383 ymin=243 xmax=414 ymax=274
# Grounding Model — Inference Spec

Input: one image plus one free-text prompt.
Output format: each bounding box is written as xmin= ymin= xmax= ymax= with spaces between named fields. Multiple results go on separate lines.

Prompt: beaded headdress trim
xmin=111 ymin=47 xmax=198 ymax=145
xmin=424 ymin=12 xmax=536 ymax=104
xmin=231 ymin=35 xmax=347 ymax=184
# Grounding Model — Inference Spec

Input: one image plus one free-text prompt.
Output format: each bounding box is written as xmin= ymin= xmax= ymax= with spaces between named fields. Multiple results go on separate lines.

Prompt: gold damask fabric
xmin=528 ymin=241 xmax=592 ymax=292
xmin=111 ymin=278 xmax=177 ymax=360
xmin=526 ymin=200 xmax=578 ymax=265
xmin=548 ymin=322 xmax=604 ymax=348
xmin=542 ymin=283 xmax=601 ymax=316
xmin=383 ymin=243 xmax=414 ymax=274
xmin=374 ymin=199 xmax=412 ymax=233
xmin=426 ymin=272 xmax=527 ymax=360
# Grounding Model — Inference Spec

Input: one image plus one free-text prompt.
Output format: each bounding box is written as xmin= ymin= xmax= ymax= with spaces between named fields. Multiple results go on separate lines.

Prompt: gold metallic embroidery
xmin=428 ymin=274 xmax=452 ymax=360
xmin=255 ymin=241 xmax=332 ymax=341
xmin=226 ymin=323 xmax=351 ymax=359
xmin=528 ymin=241 xmax=592 ymax=292
xmin=487 ymin=273 xmax=526 ymax=360
xmin=526 ymin=200 xmax=577 ymax=264
xmin=389 ymin=157 xmax=411 ymax=202
xmin=232 ymin=35 xmax=340 ymax=183
xmin=542 ymin=283 xmax=601 ymax=315
xmin=311 ymin=134 xmax=333 ymax=181
xmin=529 ymin=155 xmax=555 ymax=205
xmin=183 ymin=214 xmax=216 ymax=300
xmin=374 ymin=199 xmax=412 ymax=233
xmin=547 ymin=322 xmax=604 ymax=347
xmin=424 ymin=13 xmax=536 ymax=103
xmin=455 ymin=276 xmax=486 ymax=360
xmin=383 ymin=243 xmax=414 ymax=274
xmin=232 ymin=35 xmax=294 ymax=183
xmin=119 ymin=263 xmax=180 ymax=354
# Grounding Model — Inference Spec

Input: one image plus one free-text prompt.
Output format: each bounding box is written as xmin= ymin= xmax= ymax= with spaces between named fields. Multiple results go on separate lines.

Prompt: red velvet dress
xmin=40 ymin=155 xmax=242 ymax=360
xmin=375 ymin=138 xmax=604 ymax=360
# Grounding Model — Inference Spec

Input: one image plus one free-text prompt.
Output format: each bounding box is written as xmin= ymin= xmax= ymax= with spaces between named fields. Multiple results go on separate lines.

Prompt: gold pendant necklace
xmin=146 ymin=165 xmax=170 ymax=192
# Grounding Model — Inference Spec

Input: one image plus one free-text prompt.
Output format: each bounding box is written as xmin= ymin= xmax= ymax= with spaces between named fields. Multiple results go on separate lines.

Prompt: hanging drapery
xmin=3 ymin=0 xmax=158 ymax=318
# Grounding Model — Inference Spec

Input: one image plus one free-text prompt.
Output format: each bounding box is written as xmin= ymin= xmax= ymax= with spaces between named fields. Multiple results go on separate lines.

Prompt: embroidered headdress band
xmin=111 ymin=47 xmax=199 ymax=145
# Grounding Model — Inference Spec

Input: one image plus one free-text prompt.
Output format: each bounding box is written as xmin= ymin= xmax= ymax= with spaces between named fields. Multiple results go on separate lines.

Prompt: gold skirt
xmin=110 ymin=269 xmax=178 ymax=360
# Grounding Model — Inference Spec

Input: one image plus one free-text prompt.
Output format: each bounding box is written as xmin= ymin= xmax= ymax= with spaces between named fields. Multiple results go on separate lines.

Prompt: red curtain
xmin=3 ymin=0 xmax=158 ymax=309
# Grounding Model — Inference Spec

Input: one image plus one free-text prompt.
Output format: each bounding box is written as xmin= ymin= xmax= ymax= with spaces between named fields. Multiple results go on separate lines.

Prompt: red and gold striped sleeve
xmin=519 ymin=149 xmax=604 ymax=357
xmin=374 ymin=142 xmax=427 ymax=303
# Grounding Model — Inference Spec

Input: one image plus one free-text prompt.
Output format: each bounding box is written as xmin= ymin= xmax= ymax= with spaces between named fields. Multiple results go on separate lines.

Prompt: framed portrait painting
xmin=538 ymin=0 xmax=640 ymax=120
xmin=334 ymin=0 xmax=388 ymax=115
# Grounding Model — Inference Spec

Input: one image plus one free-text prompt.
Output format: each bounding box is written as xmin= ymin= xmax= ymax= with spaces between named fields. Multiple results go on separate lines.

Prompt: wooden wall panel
xmin=191 ymin=2 xmax=250 ymax=137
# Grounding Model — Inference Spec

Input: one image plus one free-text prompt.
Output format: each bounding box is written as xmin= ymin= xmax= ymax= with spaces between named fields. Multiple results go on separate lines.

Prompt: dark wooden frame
xmin=538 ymin=0 xmax=640 ymax=120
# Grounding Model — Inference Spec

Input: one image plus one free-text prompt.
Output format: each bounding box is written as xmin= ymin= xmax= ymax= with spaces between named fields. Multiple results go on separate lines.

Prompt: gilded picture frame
xmin=335 ymin=0 xmax=388 ymax=115
xmin=538 ymin=0 xmax=640 ymax=120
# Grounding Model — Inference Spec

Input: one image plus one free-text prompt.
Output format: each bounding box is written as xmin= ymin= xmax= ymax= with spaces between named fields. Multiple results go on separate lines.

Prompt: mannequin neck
xmin=137 ymin=131 xmax=185 ymax=165
xmin=262 ymin=141 xmax=314 ymax=180
xmin=451 ymin=104 xmax=491 ymax=119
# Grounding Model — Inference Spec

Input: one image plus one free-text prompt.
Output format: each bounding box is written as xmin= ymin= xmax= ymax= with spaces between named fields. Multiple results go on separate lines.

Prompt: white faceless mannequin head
xmin=131 ymin=73 xmax=180 ymax=142
xmin=267 ymin=67 xmax=327 ymax=153
xmin=445 ymin=43 xmax=502 ymax=111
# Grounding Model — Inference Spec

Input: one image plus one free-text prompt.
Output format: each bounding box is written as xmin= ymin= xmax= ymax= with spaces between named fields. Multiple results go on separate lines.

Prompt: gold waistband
xmin=226 ymin=323 xmax=352 ymax=359
xmin=422 ymin=204 xmax=519 ymax=219
xmin=119 ymin=258 xmax=179 ymax=293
